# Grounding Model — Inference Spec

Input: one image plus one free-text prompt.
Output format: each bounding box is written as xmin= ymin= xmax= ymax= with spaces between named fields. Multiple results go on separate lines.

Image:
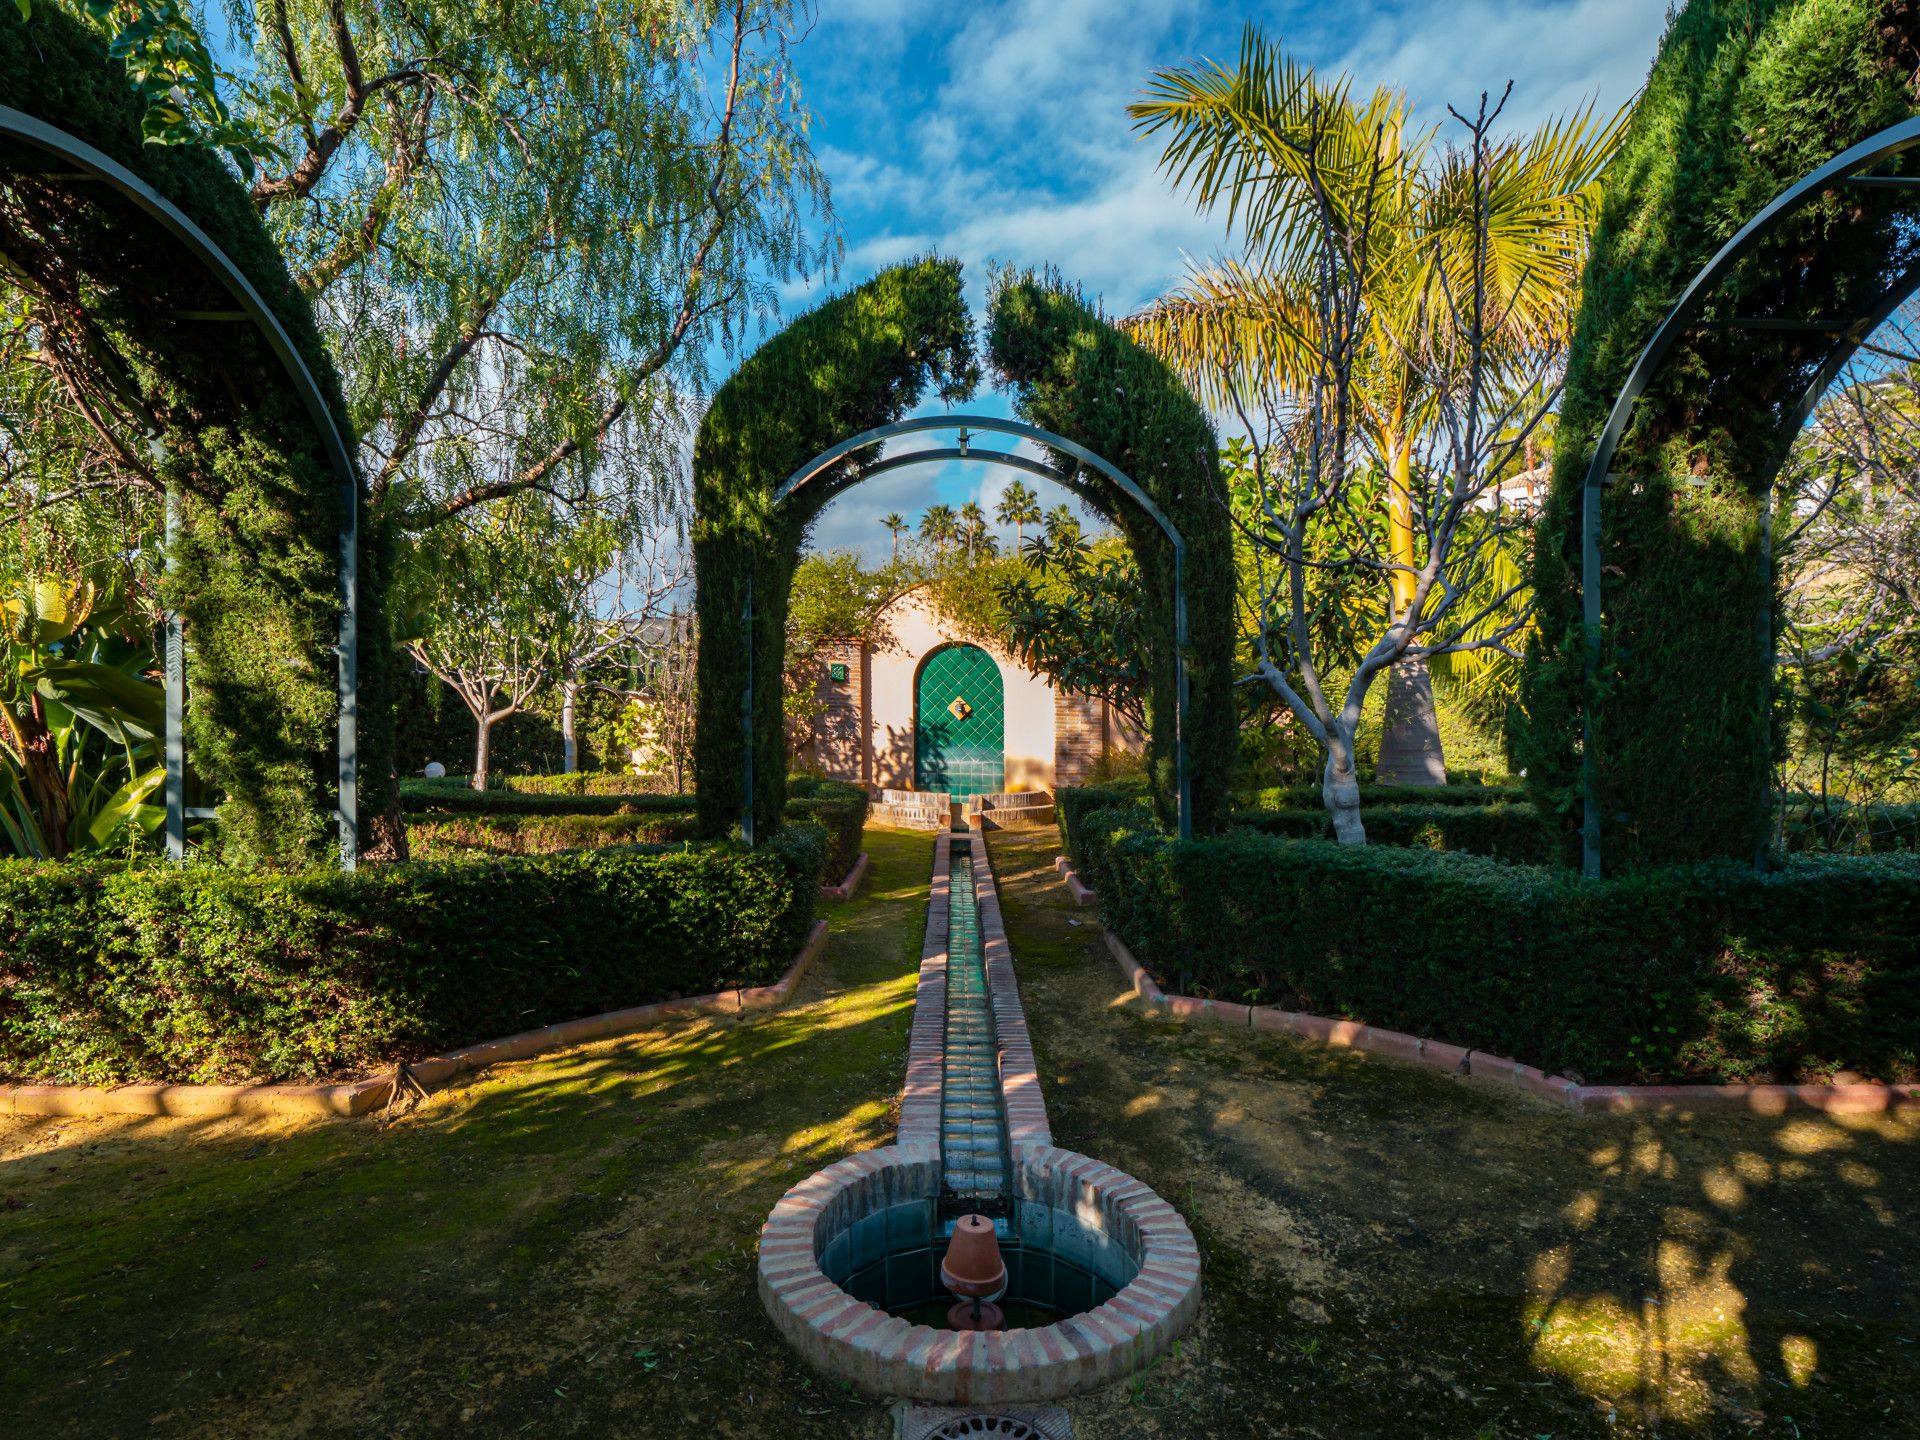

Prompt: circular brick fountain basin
xmin=757 ymin=1144 xmax=1201 ymax=1404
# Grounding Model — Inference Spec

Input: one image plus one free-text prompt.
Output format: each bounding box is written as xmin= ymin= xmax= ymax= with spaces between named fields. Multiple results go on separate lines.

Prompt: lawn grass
xmin=982 ymin=828 xmax=1920 ymax=1440
xmin=0 ymin=827 xmax=934 ymax=1439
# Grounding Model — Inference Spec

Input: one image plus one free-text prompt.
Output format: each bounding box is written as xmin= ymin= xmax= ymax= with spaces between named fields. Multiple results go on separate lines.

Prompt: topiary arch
xmin=691 ymin=262 xmax=1235 ymax=841
xmin=0 ymin=5 xmax=390 ymax=868
xmin=1520 ymin=0 xmax=1920 ymax=874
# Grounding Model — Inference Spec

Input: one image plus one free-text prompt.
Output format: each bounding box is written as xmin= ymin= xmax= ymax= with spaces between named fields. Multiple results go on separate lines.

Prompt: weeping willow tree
xmin=1125 ymin=24 xmax=1622 ymax=786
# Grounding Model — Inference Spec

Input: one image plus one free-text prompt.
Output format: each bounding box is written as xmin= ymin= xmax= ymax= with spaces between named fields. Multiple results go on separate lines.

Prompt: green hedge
xmin=398 ymin=776 xmax=867 ymax=876
xmin=1783 ymin=802 xmax=1920 ymax=855
xmin=1070 ymin=801 xmax=1920 ymax=1085
xmin=1521 ymin=0 xmax=1920 ymax=867
xmin=1237 ymin=782 xmax=1526 ymax=810
xmin=496 ymin=772 xmax=679 ymax=797
xmin=1233 ymin=803 xmax=1554 ymax=864
xmin=405 ymin=812 xmax=701 ymax=860
xmin=782 ymin=780 xmax=869 ymax=881
xmin=0 ymin=832 xmax=822 ymax=1085
xmin=398 ymin=780 xmax=695 ymax=818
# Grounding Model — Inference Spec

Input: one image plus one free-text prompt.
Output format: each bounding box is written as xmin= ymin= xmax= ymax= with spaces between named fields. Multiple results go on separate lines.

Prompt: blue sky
xmin=773 ymin=0 xmax=1673 ymax=562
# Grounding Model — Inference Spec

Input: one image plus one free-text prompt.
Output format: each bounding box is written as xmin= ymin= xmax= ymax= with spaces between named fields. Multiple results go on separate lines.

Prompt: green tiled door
xmin=915 ymin=644 xmax=1004 ymax=798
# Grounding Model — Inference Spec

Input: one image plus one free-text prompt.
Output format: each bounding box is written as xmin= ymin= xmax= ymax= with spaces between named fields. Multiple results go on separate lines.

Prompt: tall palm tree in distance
xmin=957 ymin=501 xmax=988 ymax=557
xmin=880 ymin=512 xmax=907 ymax=564
xmin=1126 ymin=24 xmax=1623 ymax=781
xmin=995 ymin=480 xmax=1043 ymax=548
xmin=919 ymin=504 xmax=958 ymax=560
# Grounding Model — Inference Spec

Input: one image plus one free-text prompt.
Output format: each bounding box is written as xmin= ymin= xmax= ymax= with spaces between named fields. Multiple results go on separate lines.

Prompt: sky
xmin=772 ymin=0 xmax=1674 ymax=563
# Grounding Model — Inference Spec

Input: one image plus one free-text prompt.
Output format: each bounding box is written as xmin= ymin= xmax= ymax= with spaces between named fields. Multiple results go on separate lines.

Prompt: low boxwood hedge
xmin=406 ymin=811 xmax=702 ymax=859
xmin=496 ymin=772 xmax=681 ymax=797
xmin=1236 ymin=782 xmax=1527 ymax=810
xmin=399 ymin=776 xmax=868 ymax=877
xmin=1066 ymin=798 xmax=1920 ymax=1086
xmin=399 ymin=779 xmax=695 ymax=817
xmin=0 ymin=829 xmax=822 ymax=1086
xmin=1233 ymin=803 xmax=1555 ymax=864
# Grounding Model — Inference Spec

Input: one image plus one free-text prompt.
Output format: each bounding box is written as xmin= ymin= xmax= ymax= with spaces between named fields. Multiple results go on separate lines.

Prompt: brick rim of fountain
xmin=756 ymin=832 xmax=1202 ymax=1404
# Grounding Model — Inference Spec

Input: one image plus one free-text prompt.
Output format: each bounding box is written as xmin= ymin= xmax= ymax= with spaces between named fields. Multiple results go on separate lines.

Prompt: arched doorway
xmin=914 ymin=643 xmax=1005 ymax=797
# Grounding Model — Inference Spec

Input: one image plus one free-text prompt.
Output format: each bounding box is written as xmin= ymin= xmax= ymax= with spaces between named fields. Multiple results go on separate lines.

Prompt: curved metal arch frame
xmin=0 ymin=107 xmax=360 ymax=868
xmin=1579 ymin=115 xmax=1920 ymax=878
xmin=742 ymin=414 xmax=1191 ymax=843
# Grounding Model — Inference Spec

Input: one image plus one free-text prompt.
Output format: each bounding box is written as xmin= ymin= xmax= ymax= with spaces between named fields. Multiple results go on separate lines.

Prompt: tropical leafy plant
xmin=0 ymin=570 xmax=165 ymax=858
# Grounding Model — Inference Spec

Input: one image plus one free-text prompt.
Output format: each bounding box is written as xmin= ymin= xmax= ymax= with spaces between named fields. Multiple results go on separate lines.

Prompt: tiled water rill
xmin=940 ymin=837 xmax=1013 ymax=1203
xmin=756 ymin=830 xmax=1202 ymax=1403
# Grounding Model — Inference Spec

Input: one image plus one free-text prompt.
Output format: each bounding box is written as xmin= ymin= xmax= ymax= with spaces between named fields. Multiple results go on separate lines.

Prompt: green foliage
xmin=398 ymin=779 xmax=692 ymax=817
xmin=0 ymin=4 xmax=392 ymax=866
xmin=691 ymin=257 xmax=977 ymax=838
xmin=1237 ymin=782 xmax=1526 ymax=809
xmin=781 ymin=779 xmax=869 ymax=883
xmin=1233 ymin=803 xmax=1554 ymax=864
xmin=404 ymin=811 xmax=698 ymax=859
xmin=1065 ymin=796 xmax=1920 ymax=1085
xmin=1520 ymin=0 xmax=1920 ymax=867
xmin=0 ymin=839 xmax=819 ymax=1084
xmin=998 ymin=535 xmax=1149 ymax=728
xmin=987 ymin=270 xmax=1237 ymax=833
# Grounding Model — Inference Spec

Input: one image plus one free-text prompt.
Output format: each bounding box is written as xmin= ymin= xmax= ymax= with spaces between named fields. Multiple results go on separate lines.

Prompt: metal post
xmin=741 ymin=570 xmax=755 ymax=848
xmin=1173 ymin=540 xmax=1192 ymax=842
xmin=1756 ymin=492 xmax=1774 ymax=874
xmin=1580 ymin=468 xmax=1603 ymax=879
xmin=337 ymin=472 xmax=359 ymax=871
xmin=164 ymin=488 xmax=185 ymax=863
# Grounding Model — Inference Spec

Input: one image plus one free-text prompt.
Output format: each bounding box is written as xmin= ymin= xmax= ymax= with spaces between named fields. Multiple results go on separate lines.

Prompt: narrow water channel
xmin=940 ymin=838 xmax=1012 ymax=1202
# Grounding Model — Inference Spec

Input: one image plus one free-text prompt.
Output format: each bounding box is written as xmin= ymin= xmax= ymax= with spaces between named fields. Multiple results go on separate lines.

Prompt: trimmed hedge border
xmin=1053 ymin=855 xmax=1919 ymax=1114
xmin=3 ymin=920 xmax=829 ymax=1120
xmin=404 ymin=811 xmax=700 ymax=858
xmin=0 ymin=829 xmax=825 ymax=1087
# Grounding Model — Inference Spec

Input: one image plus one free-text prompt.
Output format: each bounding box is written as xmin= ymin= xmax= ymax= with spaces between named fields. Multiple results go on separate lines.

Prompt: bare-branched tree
xmin=1233 ymin=92 xmax=1549 ymax=842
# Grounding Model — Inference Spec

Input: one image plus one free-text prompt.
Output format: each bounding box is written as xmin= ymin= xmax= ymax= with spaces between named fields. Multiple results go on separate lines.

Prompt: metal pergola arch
xmin=741 ymin=413 xmax=1192 ymax=844
xmin=1579 ymin=115 xmax=1920 ymax=879
xmin=0 ymin=106 xmax=361 ymax=868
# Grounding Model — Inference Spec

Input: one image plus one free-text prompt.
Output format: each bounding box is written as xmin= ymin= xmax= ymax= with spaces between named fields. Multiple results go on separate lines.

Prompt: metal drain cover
xmin=897 ymin=1404 xmax=1071 ymax=1440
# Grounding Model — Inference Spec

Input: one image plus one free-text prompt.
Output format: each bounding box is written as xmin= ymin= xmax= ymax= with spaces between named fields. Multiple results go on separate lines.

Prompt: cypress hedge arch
xmin=1519 ymin=0 xmax=1920 ymax=871
xmin=0 ymin=5 xmax=391 ymax=867
xmin=691 ymin=263 xmax=1235 ymax=839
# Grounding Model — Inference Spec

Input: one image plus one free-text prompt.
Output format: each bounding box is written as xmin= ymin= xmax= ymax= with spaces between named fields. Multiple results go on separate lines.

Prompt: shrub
xmin=399 ymin=781 xmax=695 ymax=818
xmin=497 ymin=772 xmax=681 ymax=797
xmin=1071 ymin=803 xmax=1920 ymax=1085
xmin=784 ymin=780 xmax=870 ymax=881
xmin=1233 ymin=803 xmax=1555 ymax=864
xmin=0 ymin=837 xmax=821 ymax=1085
xmin=406 ymin=812 xmax=700 ymax=859
xmin=1236 ymin=782 xmax=1526 ymax=810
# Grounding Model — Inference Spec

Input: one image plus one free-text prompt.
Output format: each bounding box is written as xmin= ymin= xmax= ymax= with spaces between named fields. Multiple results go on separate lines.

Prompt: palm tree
xmin=1126 ymin=25 xmax=1623 ymax=780
xmin=957 ymin=501 xmax=988 ymax=557
xmin=880 ymin=512 xmax=907 ymax=564
xmin=919 ymin=504 xmax=958 ymax=560
xmin=1042 ymin=504 xmax=1082 ymax=547
xmin=995 ymin=480 xmax=1043 ymax=548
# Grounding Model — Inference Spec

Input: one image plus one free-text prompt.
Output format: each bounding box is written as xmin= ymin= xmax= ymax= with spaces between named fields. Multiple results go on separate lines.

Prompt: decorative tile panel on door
xmin=915 ymin=644 xmax=1004 ymax=799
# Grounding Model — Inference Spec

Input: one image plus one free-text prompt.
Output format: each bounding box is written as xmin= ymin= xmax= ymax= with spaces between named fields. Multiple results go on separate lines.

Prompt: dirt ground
xmin=982 ymin=829 xmax=1920 ymax=1440
xmin=3 ymin=823 xmax=1913 ymax=1439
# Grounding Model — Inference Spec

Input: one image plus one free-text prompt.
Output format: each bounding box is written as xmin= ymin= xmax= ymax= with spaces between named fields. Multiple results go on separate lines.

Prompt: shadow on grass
xmin=985 ymin=828 xmax=1919 ymax=1440
xmin=0 ymin=826 xmax=937 ymax=1439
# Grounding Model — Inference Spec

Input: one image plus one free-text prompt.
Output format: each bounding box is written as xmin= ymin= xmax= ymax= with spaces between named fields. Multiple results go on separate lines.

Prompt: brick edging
xmin=757 ymin=1143 xmax=1201 ymax=1403
xmin=1061 ymin=858 xmax=1919 ymax=1118
xmin=969 ymin=835 xmax=1050 ymax=1153
xmin=3 ymin=918 xmax=832 ymax=1122
xmin=896 ymin=834 xmax=952 ymax=1156
xmin=821 ymin=852 xmax=871 ymax=902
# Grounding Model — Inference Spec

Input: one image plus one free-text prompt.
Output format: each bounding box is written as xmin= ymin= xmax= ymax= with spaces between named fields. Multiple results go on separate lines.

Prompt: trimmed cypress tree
xmin=1519 ymin=0 xmax=1920 ymax=869
xmin=0 ymin=4 xmax=392 ymax=866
